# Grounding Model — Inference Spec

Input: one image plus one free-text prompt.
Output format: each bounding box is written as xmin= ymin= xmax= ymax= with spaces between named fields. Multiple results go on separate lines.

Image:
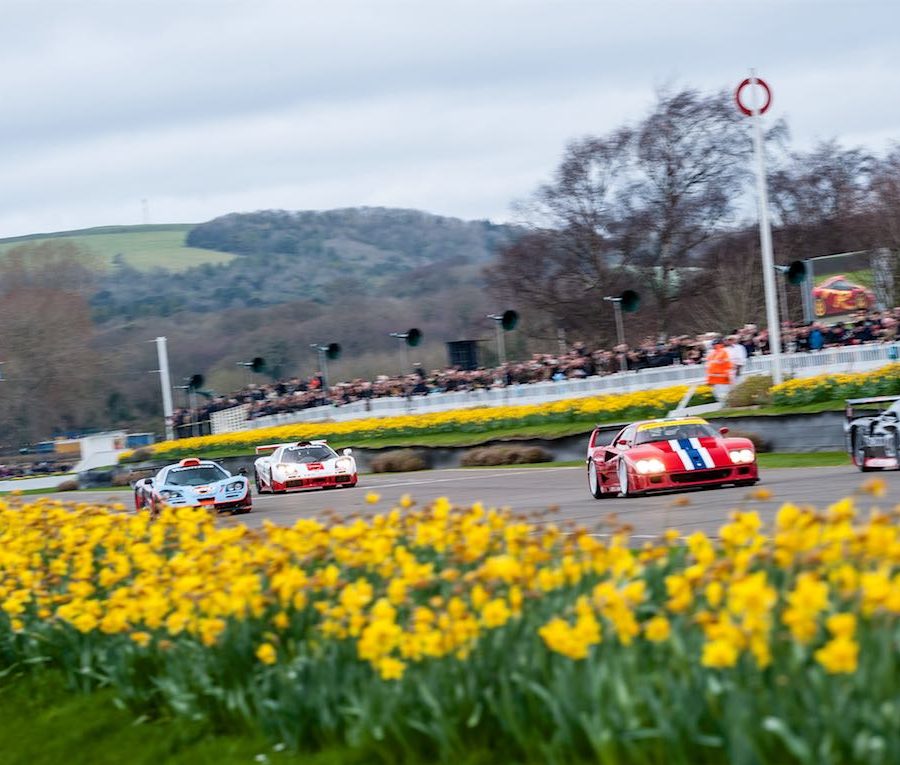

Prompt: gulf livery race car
xmin=845 ymin=396 xmax=900 ymax=471
xmin=813 ymin=275 xmax=876 ymax=317
xmin=253 ymin=440 xmax=358 ymax=493
xmin=133 ymin=457 xmax=252 ymax=514
xmin=586 ymin=417 xmax=759 ymax=498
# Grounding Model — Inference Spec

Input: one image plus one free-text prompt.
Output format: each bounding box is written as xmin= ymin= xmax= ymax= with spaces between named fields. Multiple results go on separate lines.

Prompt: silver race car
xmin=845 ymin=396 xmax=900 ymax=471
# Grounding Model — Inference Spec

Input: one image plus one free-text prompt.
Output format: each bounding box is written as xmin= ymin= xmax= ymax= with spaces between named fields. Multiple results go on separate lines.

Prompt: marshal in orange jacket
xmin=705 ymin=345 xmax=733 ymax=386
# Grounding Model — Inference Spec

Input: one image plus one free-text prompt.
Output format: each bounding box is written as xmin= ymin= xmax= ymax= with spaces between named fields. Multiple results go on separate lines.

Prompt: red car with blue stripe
xmin=586 ymin=417 xmax=759 ymax=498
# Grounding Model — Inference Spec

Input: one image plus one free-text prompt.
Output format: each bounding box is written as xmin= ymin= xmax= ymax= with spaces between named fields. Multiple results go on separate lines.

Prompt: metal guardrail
xmin=202 ymin=343 xmax=900 ymax=434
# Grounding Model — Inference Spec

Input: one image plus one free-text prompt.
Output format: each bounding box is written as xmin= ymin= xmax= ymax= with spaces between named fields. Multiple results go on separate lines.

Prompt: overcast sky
xmin=1 ymin=0 xmax=898 ymax=238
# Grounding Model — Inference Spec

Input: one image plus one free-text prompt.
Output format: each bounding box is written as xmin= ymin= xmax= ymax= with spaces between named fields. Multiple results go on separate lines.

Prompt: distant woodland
xmin=1 ymin=85 xmax=900 ymax=447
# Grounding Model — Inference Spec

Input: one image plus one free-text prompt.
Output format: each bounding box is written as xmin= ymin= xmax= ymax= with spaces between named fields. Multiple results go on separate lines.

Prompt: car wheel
xmin=853 ymin=431 xmax=872 ymax=472
xmin=617 ymin=459 xmax=635 ymax=498
xmin=254 ymin=471 xmax=262 ymax=494
xmin=587 ymin=459 xmax=605 ymax=499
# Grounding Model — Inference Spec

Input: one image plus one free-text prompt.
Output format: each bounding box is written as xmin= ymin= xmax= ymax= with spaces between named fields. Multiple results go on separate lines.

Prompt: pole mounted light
xmin=603 ymin=291 xmax=639 ymax=372
xmin=310 ymin=343 xmax=341 ymax=390
xmin=178 ymin=374 xmax=205 ymax=437
xmin=487 ymin=310 xmax=518 ymax=365
xmin=774 ymin=261 xmax=807 ymax=285
xmin=237 ymin=356 xmax=266 ymax=373
xmin=389 ymin=329 xmax=422 ymax=372
xmin=390 ymin=328 xmax=422 ymax=346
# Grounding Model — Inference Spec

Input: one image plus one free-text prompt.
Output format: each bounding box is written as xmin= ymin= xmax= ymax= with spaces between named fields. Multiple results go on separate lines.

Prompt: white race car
xmin=253 ymin=440 xmax=358 ymax=493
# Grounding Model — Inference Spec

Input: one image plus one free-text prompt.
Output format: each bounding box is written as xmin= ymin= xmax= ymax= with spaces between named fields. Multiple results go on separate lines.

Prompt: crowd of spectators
xmin=171 ymin=308 xmax=900 ymax=437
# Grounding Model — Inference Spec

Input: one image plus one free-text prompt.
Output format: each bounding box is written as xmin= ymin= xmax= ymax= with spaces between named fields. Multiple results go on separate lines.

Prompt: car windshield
xmin=166 ymin=465 xmax=228 ymax=486
xmin=280 ymin=445 xmax=335 ymax=464
xmin=635 ymin=421 xmax=718 ymax=445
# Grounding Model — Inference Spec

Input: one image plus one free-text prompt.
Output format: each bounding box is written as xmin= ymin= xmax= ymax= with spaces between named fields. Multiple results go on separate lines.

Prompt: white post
xmin=604 ymin=296 xmax=627 ymax=372
xmin=495 ymin=320 xmax=506 ymax=366
xmin=749 ymin=71 xmax=783 ymax=384
xmin=155 ymin=336 xmax=175 ymax=441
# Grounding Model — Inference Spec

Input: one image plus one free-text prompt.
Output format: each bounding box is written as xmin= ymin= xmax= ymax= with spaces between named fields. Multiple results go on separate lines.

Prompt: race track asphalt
xmin=56 ymin=464 xmax=900 ymax=539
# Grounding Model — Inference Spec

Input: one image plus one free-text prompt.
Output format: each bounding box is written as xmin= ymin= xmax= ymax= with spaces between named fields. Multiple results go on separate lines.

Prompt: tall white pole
xmin=155 ymin=336 xmax=175 ymax=441
xmin=749 ymin=71 xmax=783 ymax=384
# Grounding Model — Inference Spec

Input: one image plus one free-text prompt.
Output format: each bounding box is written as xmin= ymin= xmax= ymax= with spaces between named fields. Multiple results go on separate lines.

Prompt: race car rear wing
xmin=255 ymin=440 xmax=328 ymax=454
xmin=845 ymin=396 xmax=900 ymax=421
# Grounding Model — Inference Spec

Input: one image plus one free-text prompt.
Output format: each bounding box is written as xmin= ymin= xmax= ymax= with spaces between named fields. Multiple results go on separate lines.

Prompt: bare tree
xmin=769 ymin=140 xmax=876 ymax=262
xmin=866 ymin=145 xmax=900 ymax=304
xmin=617 ymin=88 xmax=756 ymax=331
xmin=0 ymin=243 xmax=102 ymax=448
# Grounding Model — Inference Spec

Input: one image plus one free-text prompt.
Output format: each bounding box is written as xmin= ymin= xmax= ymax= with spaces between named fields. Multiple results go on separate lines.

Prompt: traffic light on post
xmin=188 ymin=374 xmax=204 ymax=391
xmin=325 ymin=343 xmax=341 ymax=360
xmin=406 ymin=328 xmax=422 ymax=347
xmin=250 ymin=357 xmax=266 ymax=373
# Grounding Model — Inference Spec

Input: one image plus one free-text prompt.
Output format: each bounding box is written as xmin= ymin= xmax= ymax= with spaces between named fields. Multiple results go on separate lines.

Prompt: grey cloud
xmin=1 ymin=0 xmax=899 ymax=236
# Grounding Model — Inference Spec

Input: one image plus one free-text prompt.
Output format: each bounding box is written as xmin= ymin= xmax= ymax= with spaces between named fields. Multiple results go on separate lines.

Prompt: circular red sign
xmin=735 ymin=77 xmax=772 ymax=116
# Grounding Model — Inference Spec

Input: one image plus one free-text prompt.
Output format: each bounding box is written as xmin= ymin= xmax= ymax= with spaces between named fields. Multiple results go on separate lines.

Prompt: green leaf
xmin=762 ymin=716 xmax=812 ymax=763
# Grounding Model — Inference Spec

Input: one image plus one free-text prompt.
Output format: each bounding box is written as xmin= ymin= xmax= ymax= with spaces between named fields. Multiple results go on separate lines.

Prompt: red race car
xmin=586 ymin=417 xmax=759 ymax=498
xmin=813 ymin=275 xmax=875 ymax=317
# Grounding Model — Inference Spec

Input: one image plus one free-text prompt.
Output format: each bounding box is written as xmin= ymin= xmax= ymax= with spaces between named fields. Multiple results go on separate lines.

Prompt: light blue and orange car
xmin=133 ymin=457 xmax=252 ymax=514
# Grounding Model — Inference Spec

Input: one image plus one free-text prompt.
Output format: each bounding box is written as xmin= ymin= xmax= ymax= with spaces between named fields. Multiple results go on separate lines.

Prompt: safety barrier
xmin=201 ymin=342 xmax=900 ymax=433
xmin=210 ymin=404 xmax=251 ymax=435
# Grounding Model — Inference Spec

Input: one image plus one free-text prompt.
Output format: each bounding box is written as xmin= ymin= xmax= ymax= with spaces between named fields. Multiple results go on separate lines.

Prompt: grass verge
xmin=0 ymin=670 xmax=507 ymax=765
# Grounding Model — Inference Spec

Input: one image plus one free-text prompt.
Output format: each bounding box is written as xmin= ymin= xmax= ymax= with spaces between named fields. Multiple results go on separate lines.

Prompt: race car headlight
xmin=635 ymin=458 xmax=665 ymax=475
xmin=730 ymin=449 xmax=755 ymax=464
xmin=159 ymin=489 xmax=183 ymax=499
xmin=226 ymin=481 xmax=244 ymax=491
xmin=335 ymin=457 xmax=354 ymax=472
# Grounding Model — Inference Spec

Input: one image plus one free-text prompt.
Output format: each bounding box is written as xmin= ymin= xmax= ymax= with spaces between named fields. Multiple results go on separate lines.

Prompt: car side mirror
xmin=238 ymin=468 xmax=248 ymax=476
xmin=142 ymin=478 xmax=154 ymax=486
xmin=342 ymin=448 xmax=353 ymax=456
xmin=617 ymin=439 xmax=629 ymax=447
xmin=719 ymin=427 xmax=729 ymax=435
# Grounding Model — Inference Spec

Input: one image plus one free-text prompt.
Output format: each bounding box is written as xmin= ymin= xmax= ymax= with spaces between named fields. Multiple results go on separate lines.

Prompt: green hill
xmin=0 ymin=224 xmax=236 ymax=273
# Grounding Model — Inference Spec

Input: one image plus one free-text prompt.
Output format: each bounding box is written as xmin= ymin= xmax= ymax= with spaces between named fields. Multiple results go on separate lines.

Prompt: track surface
xmin=55 ymin=465 xmax=900 ymax=539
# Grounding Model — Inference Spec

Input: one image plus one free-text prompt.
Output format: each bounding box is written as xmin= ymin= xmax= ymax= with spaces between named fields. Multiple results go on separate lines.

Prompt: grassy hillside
xmin=0 ymin=224 xmax=235 ymax=273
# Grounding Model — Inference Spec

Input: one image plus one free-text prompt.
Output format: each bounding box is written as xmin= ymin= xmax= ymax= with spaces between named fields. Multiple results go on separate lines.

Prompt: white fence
xmin=206 ymin=342 xmax=900 ymax=434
